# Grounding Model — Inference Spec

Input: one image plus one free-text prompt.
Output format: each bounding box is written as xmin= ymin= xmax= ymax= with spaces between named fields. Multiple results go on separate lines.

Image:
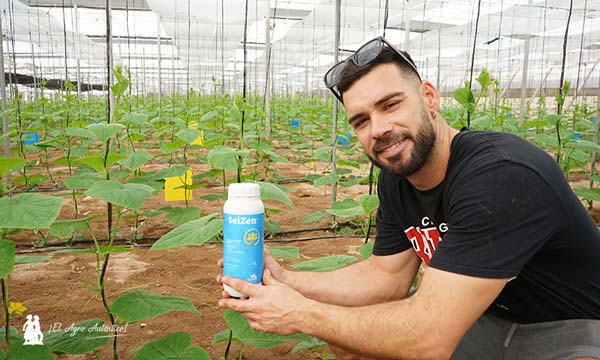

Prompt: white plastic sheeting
xmin=1 ymin=0 xmax=598 ymax=96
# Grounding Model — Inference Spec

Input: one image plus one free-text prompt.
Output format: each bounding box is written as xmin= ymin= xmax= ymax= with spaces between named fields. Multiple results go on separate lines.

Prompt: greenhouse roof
xmin=1 ymin=0 xmax=599 ymax=96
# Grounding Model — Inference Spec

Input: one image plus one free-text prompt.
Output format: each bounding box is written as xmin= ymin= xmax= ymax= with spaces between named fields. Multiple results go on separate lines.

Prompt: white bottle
xmin=223 ymin=183 xmax=264 ymax=298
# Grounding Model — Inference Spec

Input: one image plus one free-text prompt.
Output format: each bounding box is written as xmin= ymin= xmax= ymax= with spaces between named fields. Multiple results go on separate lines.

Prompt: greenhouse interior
xmin=1 ymin=0 xmax=600 ymax=359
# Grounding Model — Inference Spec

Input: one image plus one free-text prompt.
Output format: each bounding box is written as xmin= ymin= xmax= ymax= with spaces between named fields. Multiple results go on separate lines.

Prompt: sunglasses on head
xmin=323 ymin=36 xmax=422 ymax=103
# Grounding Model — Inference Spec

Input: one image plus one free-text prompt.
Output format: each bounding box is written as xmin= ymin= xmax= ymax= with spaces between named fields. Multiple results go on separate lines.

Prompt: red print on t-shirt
xmin=404 ymin=225 xmax=442 ymax=264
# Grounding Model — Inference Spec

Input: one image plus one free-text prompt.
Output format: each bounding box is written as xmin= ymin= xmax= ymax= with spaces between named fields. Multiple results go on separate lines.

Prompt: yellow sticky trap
xmin=165 ymin=170 xmax=193 ymax=201
xmin=188 ymin=121 xmax=204 ymax=146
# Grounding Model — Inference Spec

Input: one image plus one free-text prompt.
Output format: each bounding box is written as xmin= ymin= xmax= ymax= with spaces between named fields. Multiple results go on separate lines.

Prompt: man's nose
xmin=371 ymin=113 xmax=393 ymax=139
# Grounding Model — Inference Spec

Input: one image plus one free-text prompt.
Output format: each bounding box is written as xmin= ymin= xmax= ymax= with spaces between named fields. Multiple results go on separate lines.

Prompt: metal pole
xmin=264 ymin=13 xmax=272 ymax=139
xmin=75 ymin=4 xmax=81 ymax=96
xmin=331 ymin=0 xmax=341 ymax=204
xmin=27 ymin=10 xmax=39 ymax=100
xmin=1 ymin=11 xmax=10 ymax=163
xmin=106 ymin=0 xmax=114 ymax=121
xmin=518 ymin=34 xmax=530 ymax=127
xmin=157 ymin=15 xmax=161 ymax=104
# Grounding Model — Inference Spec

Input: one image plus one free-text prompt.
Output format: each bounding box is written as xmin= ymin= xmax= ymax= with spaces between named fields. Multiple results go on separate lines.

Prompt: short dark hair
xmin=337 ymin=47 xmax=421 ymax=101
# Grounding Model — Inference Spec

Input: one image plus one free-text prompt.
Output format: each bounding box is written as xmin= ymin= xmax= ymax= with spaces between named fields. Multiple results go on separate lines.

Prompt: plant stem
xmin=224 ymin=329 xmax=233 ymax=360
xmin=1 ymin=277 xmax=9 ymax=345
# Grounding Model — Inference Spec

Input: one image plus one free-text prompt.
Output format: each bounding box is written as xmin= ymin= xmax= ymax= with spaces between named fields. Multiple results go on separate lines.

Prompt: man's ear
xmin=419 ymin=80 xmax=441 ymax=113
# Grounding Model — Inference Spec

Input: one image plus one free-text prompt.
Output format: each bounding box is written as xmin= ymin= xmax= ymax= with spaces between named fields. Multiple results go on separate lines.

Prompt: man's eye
xmin=353 ymin=119 xmax=367 ymax=128
xmin=384 ymin=102 xmax=398 ymax=110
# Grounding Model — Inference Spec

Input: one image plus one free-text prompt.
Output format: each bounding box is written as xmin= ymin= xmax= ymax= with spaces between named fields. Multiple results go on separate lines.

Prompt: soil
xmin=5 ymin=149 xmax=600 ymax=360
xmin=5 ymin=157 xmax=374 ymax=360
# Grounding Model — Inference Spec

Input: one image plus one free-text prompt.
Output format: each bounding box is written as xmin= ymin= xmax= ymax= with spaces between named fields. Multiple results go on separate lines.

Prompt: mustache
xmin=373 ymin=132 xmax=409 ymax=153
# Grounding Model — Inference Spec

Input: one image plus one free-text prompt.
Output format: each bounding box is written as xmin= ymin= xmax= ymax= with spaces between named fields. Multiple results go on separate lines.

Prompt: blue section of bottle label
xmin=223 ymin=213 xmax=264 ymax=286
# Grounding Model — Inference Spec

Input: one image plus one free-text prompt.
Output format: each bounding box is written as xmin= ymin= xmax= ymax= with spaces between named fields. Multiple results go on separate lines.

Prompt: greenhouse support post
xmin=157 ymin=15 xmax=161 ymax=105
xmin=518 ymin=37 xmax=531 ymax=127
xmin=264 ymin=12 xmax=272 ymax=139
xmin=518 ymin=0 xmax=533 ymax=127
xmin=75 ymin=4 xmax=81 ymax=96
xmin=1 ymin=11 xmax=9 ymax=171
xmin=331 ymin=0 xmax=341 ymax=204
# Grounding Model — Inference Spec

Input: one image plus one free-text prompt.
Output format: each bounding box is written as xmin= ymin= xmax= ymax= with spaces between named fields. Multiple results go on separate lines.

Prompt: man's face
xmin=342 ymin=63 xmax=436 ymax=178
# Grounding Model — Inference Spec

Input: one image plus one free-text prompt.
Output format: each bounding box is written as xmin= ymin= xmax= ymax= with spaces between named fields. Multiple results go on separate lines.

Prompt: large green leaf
xmin=207 ymin=146 xmax=248 ymax=172
xmin=224 ymin=309 xmax=286 ymax=348
xmin=165 ymin=206 xmax=202 ymax=226
xmin=118 ymin=150 xmax=153 ymax=171
xmin=453 ymin=87 xmax=475 ymax=111
xmin=86 ymin=123 xmax=125 ymax=142
xmin=291 ymin=335 xmax=326 ymax=353
xmin=64 ymin=173 xmax=103 ymax=190
xmin=175 ymin=128 xmax=202 ymax=144
xmin=0 ymin=194 xmax=63 ymax=229
xmin=359 ymin=194 xmax=380 ymax=214
xmin=6 ymin=343 xmax=54 ymax=360
xmin=266 ymin=245 xmax=300 ymax=259
xmin=475 ymin=68 xmax=491 ymax=90
xmin=132 ymin=332 xmax=210 ymax=360
xmin=326 ymin=198 xmax=364 ymax=218
xmin=301 ymin=211 xmax=329 ymax=223
xmin=543 ymin=114 xmax=562 ymax=126
xmin=44 ymin=318 xmax=109 ymax=354
xmin=14 ymin=255 xmax=52 ymax=264
xmin=151 ymin=215 xmax=222 ymax=250
xmin=56 ymin=245 xmax=133 ymax=255
xmin=66 ymin=127 xmax=97 ymax=140
xmin=50 ymin=217 xmax=96 ymax=238
xmin=0 ymin=326 xmax=23 ymax=344
xmin=111 ymin=290 xmax=199 ymax=323
xmin=74 ymin=154 xmax=126 ymax=173
xmin=257 ymin=181 xmax=294 ymax=208
xmin=359 ymin=242 xmax=374 ymax=259
xmin=565 ymin=139 xmax=600 ymax=153
xmin=86 ymin=180 xmax=154 ymax=211
xmin=0 ymin=239 xmax=16 ymax=278
xmin=151 ymin=165 xmax=190 ymax=180
xmin=574 ymin=187 xmax=600 ymax=202
xmin=313 ymin=174 xmax=340 ymax=187
xmin=0 ymin=157 xmax=27 ymax=177
xmin=291 ymin=255 xmax=357 ymax=272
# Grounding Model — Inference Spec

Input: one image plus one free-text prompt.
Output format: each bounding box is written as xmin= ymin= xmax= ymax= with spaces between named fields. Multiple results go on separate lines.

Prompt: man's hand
xmin=218 ymin=270 xmax=313 ymax=336
xmin=216 ymin=248 xmax=289 ymax=291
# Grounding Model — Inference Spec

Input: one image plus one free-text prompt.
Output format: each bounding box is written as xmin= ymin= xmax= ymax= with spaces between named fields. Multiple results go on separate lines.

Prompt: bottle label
xmin=223 ymin=213 xmax=264 ymax=286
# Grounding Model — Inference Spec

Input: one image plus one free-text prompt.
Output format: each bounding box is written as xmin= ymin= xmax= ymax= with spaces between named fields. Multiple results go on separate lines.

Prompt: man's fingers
xmin=263 ymin=269 xmax=279 ymax=286
xmin=217 ymin=258 xmax=224 ymax=267
xmin=219 ymin=298 xmax=251 ymax=313
xmin=222 ymin=276 xmax=258 ymax=297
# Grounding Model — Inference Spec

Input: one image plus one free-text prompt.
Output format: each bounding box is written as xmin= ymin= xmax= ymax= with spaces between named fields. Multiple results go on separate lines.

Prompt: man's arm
xmin=220 ymin=266 xmax=507 ymax=360
xmin=272 ymin=248 xmax=421 ymax=306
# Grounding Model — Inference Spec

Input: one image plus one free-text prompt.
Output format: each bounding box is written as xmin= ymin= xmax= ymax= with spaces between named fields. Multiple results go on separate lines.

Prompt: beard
xmin=367 ymin=108 xmax=436 ymax=178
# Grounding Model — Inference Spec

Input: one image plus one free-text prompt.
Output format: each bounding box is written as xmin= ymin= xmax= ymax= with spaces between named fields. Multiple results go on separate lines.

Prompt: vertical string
xmin=238 ymin=0 xmax=249 ymax=183
xmin=467 ymin=0 xmax=482 ymax=128
xmin=555 ymin=0 xmax=574 ymax=163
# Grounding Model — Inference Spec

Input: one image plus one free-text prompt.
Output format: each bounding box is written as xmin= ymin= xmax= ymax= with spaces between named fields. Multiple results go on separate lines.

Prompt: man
xmin=218 ymin=37 xmax=600 ymax=360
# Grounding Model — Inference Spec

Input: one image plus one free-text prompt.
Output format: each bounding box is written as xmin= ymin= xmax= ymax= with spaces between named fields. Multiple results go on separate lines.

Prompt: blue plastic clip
xmin=23 ymin=133 xmax=39 ymax=145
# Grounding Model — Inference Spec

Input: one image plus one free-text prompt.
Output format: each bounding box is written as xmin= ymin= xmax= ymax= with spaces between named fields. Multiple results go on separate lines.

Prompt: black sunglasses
xmin=323 ymin=36 xmax=421 ymax=103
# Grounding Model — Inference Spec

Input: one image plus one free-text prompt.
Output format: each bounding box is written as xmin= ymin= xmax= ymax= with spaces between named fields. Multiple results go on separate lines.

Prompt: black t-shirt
xmin=375 ymin=130 xmax=600 ymax=323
